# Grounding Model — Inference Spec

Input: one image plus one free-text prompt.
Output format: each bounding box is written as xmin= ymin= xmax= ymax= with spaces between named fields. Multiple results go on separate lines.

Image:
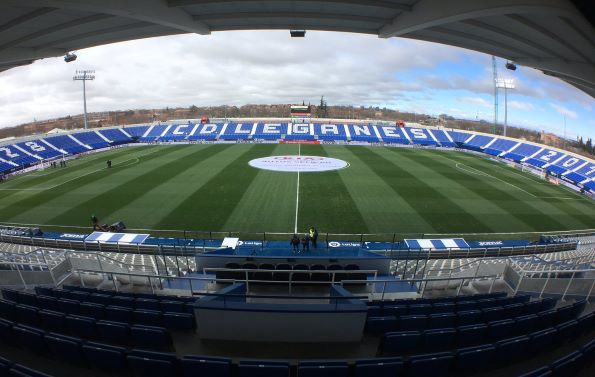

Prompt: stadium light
xmin=290 ymin=30 xmax=306 ymax=37
xmin=506 ymin=61 xmax=517 ymax=71
xmin=495 ymin=78 xmax=515 ymax=137
xmin=73 ymin=70 xmax=95 ymax=130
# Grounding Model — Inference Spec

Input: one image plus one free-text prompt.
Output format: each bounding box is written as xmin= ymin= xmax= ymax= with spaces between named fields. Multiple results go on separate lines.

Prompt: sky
xmin=0 ymin=30 xmax=593 ymax=140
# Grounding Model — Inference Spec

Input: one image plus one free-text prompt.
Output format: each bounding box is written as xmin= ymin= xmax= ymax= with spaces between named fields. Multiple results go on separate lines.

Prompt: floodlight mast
xmin=495 ymin=78 xmax=515 ymax=137
xmin=73 ymin=70 xmax=95 ymax=129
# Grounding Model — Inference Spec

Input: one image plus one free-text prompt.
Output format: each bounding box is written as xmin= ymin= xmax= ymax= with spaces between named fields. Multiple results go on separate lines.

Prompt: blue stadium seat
xmin=0 ymin=318 xmax=14 ymax=342
xmin=0 ymin=299 xmax=15 ymax=320
xmin=487 ymin=319 xmax=515 ymax=341
xmin=180 ymin=355 xmax=231 ymax=377
xmin=44 ymin=333 xmax=85 ymax=365
xmin=36 ymin=296 xmax=59 ymax=312
xmin=457 ymin=310 xmax=482 ymax=326
xmin=409 ymin=352 xmax=453 ymax=377
xmin=423 ymin=328 xmax=456 ymax=352
xmin=577 ymin=312 xmax=595 ymax=333
xmin=131 ymin=325 xmax=171 ymax=350
xmin=58 ymin=299 xmax=80 ymax=315
xmin=38 ymin=310 xmax=65 ymax=332
xmin=495 ymin=335 xmax=529 ymax=362
xmin=134 ymin=310 xmax=162 ymax=327
xmin=111 ymin=296 xmax=135 ymax=308
xmin=105 ymin=306 xmax=133 ymax=323
xmin=1 ymin=288 xmax=20 ymax=302
xmin=14 ymin=325 xmax=47 ymax=354
xmin=163 ymin=312 xmax=195 ymax=330
xmin=238 ymin=360 xmax=290 ymax=377
xmin=502 ymin=303 xmax=525 ymax=318
xmin=96 ymin=320 xmax=130 ymax=344
xmin=482 ymin=306 xmax=504 ymax=322
xmin=78 ymin=302 xmax=105 ymax=320
xmin=353 ymin=357 xmax=403 ymax=377
xmin=399 ymin=315 xmax=427 ymax=331
xmin=83 ymin=341 xmax=127 ymax=372
xmin=366 ymin=317 xmax=397 ymax=334
xmin=537 ymin=309 xmax=557 ymax=328
xmin=297 ymin=361 xmax=349 ymax=377
xmin=428 ymin=313 xmax=456 ymax=329
xmin=529 ymin=328 xmax=557 ymax=353
xmin=455 ymin=344 xmax=495 ymax=372
xmin=88 ymin=293 xmax=112 ymax=306
xmin=555 ymin=320 xmax=578 ymax=342
xmin=381 ymin=331 xmax=421 ymax=355
xmin=66 ymin=315 xmax=96 ymax=338
xmin=550 ymin=351 xmax=583 ymax=377
xmin=135 ymin=298 xmax=160 ymax=311
xmin=408 ymin=304 xmax=432 ymax=315
xmin=524 ymin=301 xmax=542 ymax=315
xmin=540 ymin=298 xmax=557 ymax=311
xmin=127 ymin=349 xmax=177 ymax=377
xmin=17 ymin=292 xmax=38 ymax=307
xmin=518 ymin=366 xmax=552 ymax=377
xmin=455 ymin=301 xmax=476 ymax=311
xmin=457 ymin=323 xmax=487 ymax=348
xmin=383 ymin=305 xmax=407 ymax=317
xmin=15 ymin=304 xmax=39 ymax=326
xmin=9 ymin=364 xmax=54 ymax=377
xmin=581 ymin=338 xmax=595 ymax=365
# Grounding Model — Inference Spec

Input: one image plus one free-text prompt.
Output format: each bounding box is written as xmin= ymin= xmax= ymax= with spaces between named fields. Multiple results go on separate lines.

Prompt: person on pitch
xmin=309 ymin=226 xmax=318 ymax=249
xmin=290 ymin=234 xmax=300 ymax=252
xmin=301 ymin=233 xmax=311 ymax=253
xmin=91 ymin=214 xmax=99 ymax=230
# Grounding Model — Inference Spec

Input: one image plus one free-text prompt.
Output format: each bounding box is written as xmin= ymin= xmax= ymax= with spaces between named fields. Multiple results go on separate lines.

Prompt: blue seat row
xmin=368 ymin=294 xmax=533 ymax=317
xmin=0 ymin=304 xmax=173 ymax=351
xmin=380 ymin=309 xmax=593 ymax=356
xmin=0 ymin=356 xmax=53 ymax=377
xmin=59 ymin=284 xmax=196 ymax=303
xmin=518 ymin=338 xmax=595 ymax=377
xmin=367 ymin=297 xmax=564 ymax=334
xmin=0 ymin=297 xmax=194 ymax=332
xmin=25 ymin=287 xmax=195 ymax=314
xmin=367 ymin=291 xmax=507 ymax=307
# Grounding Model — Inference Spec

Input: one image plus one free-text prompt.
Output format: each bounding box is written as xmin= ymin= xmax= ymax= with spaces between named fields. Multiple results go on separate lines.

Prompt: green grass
xmin=0 ymin=144 xmax=593 ymax=240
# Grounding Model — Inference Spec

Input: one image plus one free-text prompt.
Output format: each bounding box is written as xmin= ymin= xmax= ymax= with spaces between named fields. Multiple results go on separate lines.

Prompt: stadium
xmin=0 ymin=1 xmax=594 ymax=377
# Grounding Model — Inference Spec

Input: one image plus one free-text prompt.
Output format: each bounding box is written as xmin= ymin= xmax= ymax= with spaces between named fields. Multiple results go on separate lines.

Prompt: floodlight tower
xmin=492 ymin=56 xmax=498 ymax=134
xmin=495 ymin=78 xmax=515 ymax=137
xmin=73 ymin=70 xmax=95 ymax=129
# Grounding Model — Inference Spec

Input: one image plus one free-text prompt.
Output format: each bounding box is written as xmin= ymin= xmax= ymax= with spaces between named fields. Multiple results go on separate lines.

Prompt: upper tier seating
xmin=97 ymin=128 xmax=132 ymax=144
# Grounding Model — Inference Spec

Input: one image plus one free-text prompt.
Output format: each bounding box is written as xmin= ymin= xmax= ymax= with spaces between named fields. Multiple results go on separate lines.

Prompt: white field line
xmin=0 ymin=148 xmax=159 ymax=192
xmin=448 ymin=157 xmax=581 ymax=201
xmin=294 ymin=143 xmax=301 ymax=234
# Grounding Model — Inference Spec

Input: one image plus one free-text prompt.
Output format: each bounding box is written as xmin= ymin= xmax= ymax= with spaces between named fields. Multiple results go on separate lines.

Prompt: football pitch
xmin=0 ymin=144 xmax=593 ymax=239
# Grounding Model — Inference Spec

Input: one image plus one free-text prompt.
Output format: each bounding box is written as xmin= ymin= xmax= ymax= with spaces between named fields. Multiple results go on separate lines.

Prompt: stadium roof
xmin=1 ymin=0 xmax=594 ymax=97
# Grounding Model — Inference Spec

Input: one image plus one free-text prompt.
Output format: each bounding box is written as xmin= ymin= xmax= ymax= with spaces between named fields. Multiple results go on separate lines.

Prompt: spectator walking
xmin=91 ymin=214 xmax=99 ymax=230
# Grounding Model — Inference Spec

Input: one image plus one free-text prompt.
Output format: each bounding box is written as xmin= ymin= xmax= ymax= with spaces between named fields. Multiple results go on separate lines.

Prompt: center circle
xmin=249 ymin=155 xmax=349 ymax=172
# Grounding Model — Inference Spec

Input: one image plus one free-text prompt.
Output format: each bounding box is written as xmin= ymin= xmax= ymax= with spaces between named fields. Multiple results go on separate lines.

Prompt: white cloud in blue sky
xmin=0 ymin=30 xmax=593 ymax=139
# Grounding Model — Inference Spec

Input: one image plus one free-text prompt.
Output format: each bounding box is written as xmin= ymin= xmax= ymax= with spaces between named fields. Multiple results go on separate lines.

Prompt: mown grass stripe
xmin=223 ymin=144 xmax=297 ymax=233
xmin=154 ymin=144 xmax=278 ymax=231
xmin=110 ymin=145 xmax=253 ymax=230
xmin=403 ymin=149 xmax=565 ymax=232
xmin=328 ymin=145 xmax=436 ymax=236
xmin=0 ymin=146 xmax=183 ymax=223
xmin=352 ymin=146 xmax=494 ymax=233
xmin=297 ymin=144 xmax=369 ymax=234
xmin=46 ymin=145 xmax=224 ymax=227
xmin=435 ymin=150 xmax=594 ymax=230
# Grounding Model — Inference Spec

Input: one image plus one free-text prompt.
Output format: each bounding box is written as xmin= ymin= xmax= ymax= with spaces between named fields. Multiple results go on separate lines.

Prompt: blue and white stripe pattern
xmin=404 ymin=238 xmax=470 ymax=250
xmin=85 ymin=232 xmax=149 ymax=244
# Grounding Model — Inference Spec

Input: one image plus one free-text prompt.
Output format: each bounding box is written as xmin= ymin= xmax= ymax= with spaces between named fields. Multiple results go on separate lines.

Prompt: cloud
xmin=549 ymin=103 xmax=578 ymax=119
xmin=508 ymin=101 xmax=535 ymax=111
xmin=457 ymin=97 xmax=492 ymax=108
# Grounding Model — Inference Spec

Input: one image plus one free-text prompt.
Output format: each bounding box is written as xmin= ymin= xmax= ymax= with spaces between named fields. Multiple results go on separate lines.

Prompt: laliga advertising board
xmin=249 ymin=155 xmax=349 ymax=172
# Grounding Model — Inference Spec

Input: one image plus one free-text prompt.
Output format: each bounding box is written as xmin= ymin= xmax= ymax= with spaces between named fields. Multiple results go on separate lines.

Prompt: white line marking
xmin=294 ymin=143 xmax=301 ymax=234
xmin=449 ymin=157 xmax=581 ymax=200
xmin=0 ymin=148 xmax=158 ymax=192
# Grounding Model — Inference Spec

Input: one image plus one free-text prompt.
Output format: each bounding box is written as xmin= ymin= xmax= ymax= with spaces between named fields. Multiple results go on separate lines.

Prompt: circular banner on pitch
xmin=249 ymin=155 xmax=349 ymax=172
